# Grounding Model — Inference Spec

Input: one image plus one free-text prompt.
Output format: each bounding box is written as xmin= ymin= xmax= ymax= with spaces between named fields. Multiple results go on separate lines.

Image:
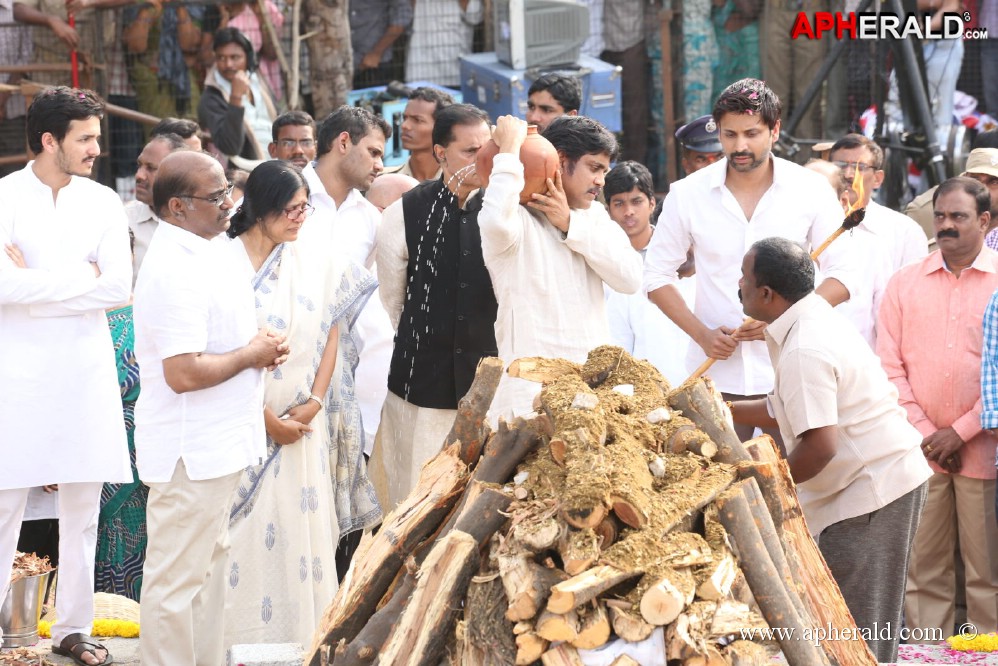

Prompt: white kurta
xmin=0 ymin=163 xmax=132 ymax=489
xmin=479 ymin=154 xmax=643 ymax=423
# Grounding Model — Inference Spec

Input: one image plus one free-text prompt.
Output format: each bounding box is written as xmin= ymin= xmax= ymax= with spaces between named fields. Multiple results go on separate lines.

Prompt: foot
xmin=51 ymin=633 xmax=112 ymax=666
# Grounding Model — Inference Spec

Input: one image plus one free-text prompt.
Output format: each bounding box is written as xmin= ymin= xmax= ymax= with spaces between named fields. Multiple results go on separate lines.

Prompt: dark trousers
xmin=601 ymin=41 xmax=649 ymax=165
xmin=818 ymin=482 xmax=928 ymax=663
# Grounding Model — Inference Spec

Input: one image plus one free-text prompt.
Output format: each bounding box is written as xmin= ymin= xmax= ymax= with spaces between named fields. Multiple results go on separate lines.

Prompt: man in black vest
xmin=371 ymin=104 xmax=498 ymax=510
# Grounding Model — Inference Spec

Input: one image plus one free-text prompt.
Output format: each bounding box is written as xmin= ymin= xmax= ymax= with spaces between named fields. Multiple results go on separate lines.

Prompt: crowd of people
xmin=3 ymin=69 xmax=998 ymax=666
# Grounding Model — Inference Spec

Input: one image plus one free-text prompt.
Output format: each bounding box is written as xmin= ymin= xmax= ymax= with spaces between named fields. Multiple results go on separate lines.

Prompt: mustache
xmin=730 ymin=152 xmax=753 ymax=160
xmin=737 ymin=288 xmax=742 ymax=303
xmin=937 ymin=228 xmax=959 ymax=239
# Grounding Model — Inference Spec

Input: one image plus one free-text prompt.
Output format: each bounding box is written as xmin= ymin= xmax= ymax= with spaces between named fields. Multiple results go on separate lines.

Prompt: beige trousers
xmin=140 ymin=461 xmax=241 ymax=666
xmin=906 ymin=472 xmax=998 ymax=635
xmin=368 ymin=392 xmax=457 ymax=514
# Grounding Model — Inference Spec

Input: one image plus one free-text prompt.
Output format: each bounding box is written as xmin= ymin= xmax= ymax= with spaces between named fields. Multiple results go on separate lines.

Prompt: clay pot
xmin=475 ymin=125 xmax=560 ymax=204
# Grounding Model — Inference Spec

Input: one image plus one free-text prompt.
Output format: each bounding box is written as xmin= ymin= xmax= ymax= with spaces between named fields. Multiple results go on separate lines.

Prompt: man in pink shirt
xmin=877 ymin=176 xmax=998 ymax=637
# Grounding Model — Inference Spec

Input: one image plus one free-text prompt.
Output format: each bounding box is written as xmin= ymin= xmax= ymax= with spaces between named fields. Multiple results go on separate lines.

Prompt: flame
xmin=843 ymin=164 xmax=865 ymax=218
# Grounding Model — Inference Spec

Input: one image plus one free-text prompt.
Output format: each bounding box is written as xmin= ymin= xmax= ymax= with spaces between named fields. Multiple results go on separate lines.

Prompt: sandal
xmin=51 ymin=632 xmax=113 ymax=666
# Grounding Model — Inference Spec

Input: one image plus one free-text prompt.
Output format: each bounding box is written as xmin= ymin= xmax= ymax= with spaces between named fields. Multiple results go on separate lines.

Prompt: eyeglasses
xmin=179 ymin=183 xmax=235 ymax=208
xmin=284 ymin=202 xmax=314 ymax=221
xmin=277 ymin=139 xmax=316 ymax=150
xmin=831 ymin=160 xmax=878 ymax=173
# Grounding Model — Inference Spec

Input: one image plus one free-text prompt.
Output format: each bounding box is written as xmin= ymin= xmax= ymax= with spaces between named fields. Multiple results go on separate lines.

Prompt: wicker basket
xmin=93 ymin=593 xmax=140 ymax=624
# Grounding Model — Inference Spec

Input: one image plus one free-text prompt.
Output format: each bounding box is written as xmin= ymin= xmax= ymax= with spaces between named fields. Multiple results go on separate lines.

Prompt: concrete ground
xmin=2 ymin=638 xmax=138 ymax=666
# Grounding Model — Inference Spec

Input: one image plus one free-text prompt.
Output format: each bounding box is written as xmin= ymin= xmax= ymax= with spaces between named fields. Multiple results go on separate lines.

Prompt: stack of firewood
xmin=306 ymin=348 xmax=877 ymax=666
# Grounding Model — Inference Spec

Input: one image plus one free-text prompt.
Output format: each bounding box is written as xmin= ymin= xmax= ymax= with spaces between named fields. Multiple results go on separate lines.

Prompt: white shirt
xmin=644 ymin=156 xmax=859 ymax=396
xmin=479 ymin=153 xmax=643 ymax=422
xmin=125 ymin=199 xmax=160 ymax=285
xmin=0 ymin=163 xmax=132 ymax=489
xmin=300 ymin=162 xmax=380 ymax=268
xmin=863 ymin=200 xmax=929 ymax=272
xmin=765 ymin=293 xmax=931 ymax=535
xmin=299 ymin=162 xmax=392 ymax=452
xmin=832 ymin=226 xmax=892 ymax=349
xmin=134 ymin=224 xmax=265 ymax=483
xmin=606 ymin=248 xmax=697 ymax=388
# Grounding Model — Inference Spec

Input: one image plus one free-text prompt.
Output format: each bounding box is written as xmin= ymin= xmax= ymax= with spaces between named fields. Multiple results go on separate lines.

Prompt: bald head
xmin=153 ymin=152 xmax=221 ymax=219
xmin=805 ymin=159 xmax=852 ymax=213
xmin=367 ymin=173 xmax=419 ymax=211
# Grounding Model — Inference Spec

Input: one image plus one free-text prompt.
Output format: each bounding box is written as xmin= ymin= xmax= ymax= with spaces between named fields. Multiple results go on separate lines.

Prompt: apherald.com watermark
xmin=791 ymin=11 xmax=988 ymax=40
xmin=739 ymin=621 xmax=949 ymax=647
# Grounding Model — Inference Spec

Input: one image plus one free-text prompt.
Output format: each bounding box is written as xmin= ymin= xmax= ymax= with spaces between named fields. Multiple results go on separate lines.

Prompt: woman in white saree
xmin=221 ymin=161 xmax=379 ymax=647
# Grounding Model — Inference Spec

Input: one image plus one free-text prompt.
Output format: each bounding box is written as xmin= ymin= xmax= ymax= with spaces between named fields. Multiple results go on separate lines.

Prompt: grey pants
xmin=817 ymin=482 xmax=928 ymax=663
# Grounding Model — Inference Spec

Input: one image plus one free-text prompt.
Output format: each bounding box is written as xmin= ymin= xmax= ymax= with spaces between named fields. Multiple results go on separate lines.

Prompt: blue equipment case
xmin=459 ymin=52 xmax=622 ymax=132
xmin=346 ymin=82 xmax=462 ymax=167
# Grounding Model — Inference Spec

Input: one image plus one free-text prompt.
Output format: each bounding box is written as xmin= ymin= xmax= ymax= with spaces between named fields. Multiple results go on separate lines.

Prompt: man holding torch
xmin=644 ymin=78 xmax=860 ymax=444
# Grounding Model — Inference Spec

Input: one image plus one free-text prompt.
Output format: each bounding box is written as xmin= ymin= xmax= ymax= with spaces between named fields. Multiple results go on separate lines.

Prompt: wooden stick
xmin=547 ymin=564 xmax=641 ymax=614
xmin=684 ymin=223 xmax=851 ymax=383
xmin=515 ymin=632 xmax=548 ymax=665
xmin=442 ymin=356 xmax=506 ymax=465
xmin=541 ymin=643 xmax=585 ymax=666
xmin=462 ymin=572 xmax=517 ymax=666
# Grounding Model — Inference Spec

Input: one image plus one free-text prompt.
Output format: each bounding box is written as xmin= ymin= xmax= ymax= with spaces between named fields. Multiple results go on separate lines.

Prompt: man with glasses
xmin=134 ymin=150 xmax=289 ymax=666
xmin=829 ymin=134 xmax=928 ymax=272
xmin=268 ymin=110 xmax=316 ymax=171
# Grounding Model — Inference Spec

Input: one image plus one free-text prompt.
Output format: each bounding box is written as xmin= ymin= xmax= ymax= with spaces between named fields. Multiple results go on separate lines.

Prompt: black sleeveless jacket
xmin=387 ymin=179 xmax=499 ymax=409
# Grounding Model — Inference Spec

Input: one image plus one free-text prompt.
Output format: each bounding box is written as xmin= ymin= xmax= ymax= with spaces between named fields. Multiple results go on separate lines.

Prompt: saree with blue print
xmin=223 ymin=239 xmax=379 ymax=647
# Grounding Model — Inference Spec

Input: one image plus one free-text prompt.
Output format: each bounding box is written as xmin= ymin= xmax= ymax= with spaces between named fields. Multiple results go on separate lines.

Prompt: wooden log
xmin=725 ymin=640 xmax=769 ymax=666
xmin=606 ymin=437 xmax=655 ymax=529
xmin=307 ymin=445 xmax=470 ymax=662
xmin=560 ymin=428 xmax=610 ymax=529
xmin=735 ymin=457 xmax=784 ymax=537
xmin=507 ymin=357 xmax=582 ymax=383
xmin=547 ymin=564 xmax=642 ymax=614
xmin=661 ymin=532 xmax=714 ymax=568
xmin=558 ymin=527 xmax=600 ymax=576
xmin=443 ymin=356 xmax=505 ymax=464
xmin=331 ymin=573 xmax=415 ymax=666
xmin=510 ymin=512 xmax=563 ymax=554
xmin=331 ymin=485 xmax=512 ymax=666
xmin=668 ymin=378 xmax=751 ymax=464
xmin=684 ymin=645 xmax=730 ymax=666
xmin=515 ymin=632 xmax=548 ymax=666
xmin=708 ymin=600 xmax=768 ymax=642
xmin=639 ymin=566 xmax=696 ymax=625
xmin=593 ymin=514 xmax=622 ymax=551
xmin=498 ymin=553 xmax=568 ymax=622
xmin=694 ymin=551 xmax=737 ymax=601
xmin=606 ymin=601 xmax=655 ymax=642
xmin=540 ymin=644 xmax=585 ymax=666
xmin=550 ymin=436 xmax=567 ymax=466
xmin=665 ymin=612 xmax=698 ymax=661
xmin=672 ymin=426 xmax=718 ymax=460
xmin=716 ymin=481 xmax=829 ymax=666
xmin=743 ymin=436 xmax=877 ymax=666
xmin=609 ymin=656 xmax=641 ymax=666
xmin=535 ymin=608 xmax=579 ymax=642
xmin=739 ymin=477 xmax=810 ymax=627
xmin=570 ymin=603 xmax=611 ymax=650
xmin=462 ymin=572 xmax=517 ymax=666
xmin=379 ymin=531 xmax=481 ymax=666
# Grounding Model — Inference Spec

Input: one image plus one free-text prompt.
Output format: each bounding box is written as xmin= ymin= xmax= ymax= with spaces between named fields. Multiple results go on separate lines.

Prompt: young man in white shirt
xmin=134 ymin=150 xmax=288 ymax=666
xmin=480 ymin=114 xmax=642 ymax=422
xmin=644 ymin=78 xmax=858 ymax=444
xmin=603 ymin=160 xmax=695 ymax=387
xmin=731 ymin=237 xmax=931 ymax=663
xmin=0 ymin=87 xmax=132 ymax=666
